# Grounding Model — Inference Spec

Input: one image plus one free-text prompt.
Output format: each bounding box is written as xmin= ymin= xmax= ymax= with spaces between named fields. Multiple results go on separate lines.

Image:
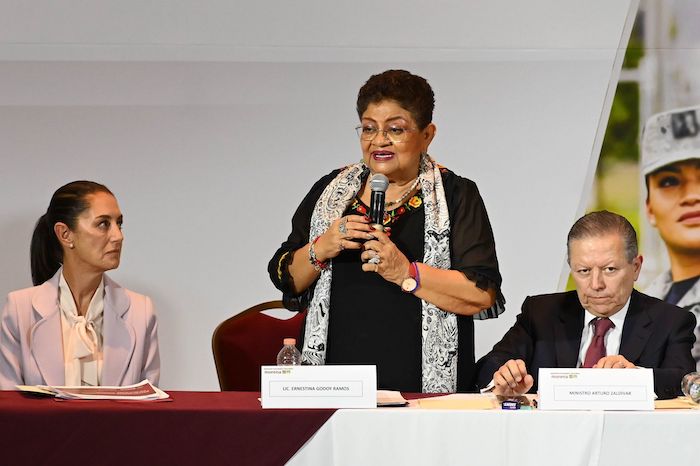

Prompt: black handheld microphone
xmin=369 ymin=174 xmax=389 ymax=231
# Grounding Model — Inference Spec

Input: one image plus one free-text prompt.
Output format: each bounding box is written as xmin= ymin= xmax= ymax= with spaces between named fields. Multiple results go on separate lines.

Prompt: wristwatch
xmin=401 ymin=262 xmax=420 ymax=293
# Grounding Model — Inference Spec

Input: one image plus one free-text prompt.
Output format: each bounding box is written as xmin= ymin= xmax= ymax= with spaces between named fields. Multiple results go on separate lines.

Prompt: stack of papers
xmin=17 ymin=379 xmax=169 ymax=401
xmin=377 ymin=390 xmax=408 ymax=407
xmin=417 ymin=393 xmax=499 ymax=410
xmin=654 ymin=396 xmax=700 ymax=409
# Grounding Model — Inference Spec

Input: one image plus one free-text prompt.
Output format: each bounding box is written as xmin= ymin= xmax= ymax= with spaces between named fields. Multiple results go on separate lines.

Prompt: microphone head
xmin=369 ymin=174 xmax=389 ymax=193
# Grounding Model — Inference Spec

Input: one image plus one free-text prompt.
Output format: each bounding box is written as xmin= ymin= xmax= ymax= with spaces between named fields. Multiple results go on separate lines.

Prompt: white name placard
xmin=538 ymin=368 xmax=654 ymax=411
xmin=261 ymin=365 xmax=377 ymax=409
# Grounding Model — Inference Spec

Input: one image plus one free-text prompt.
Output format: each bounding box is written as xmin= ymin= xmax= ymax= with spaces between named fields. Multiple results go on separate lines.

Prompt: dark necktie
xmin=582 ymin=318 xmax=615 ymax=368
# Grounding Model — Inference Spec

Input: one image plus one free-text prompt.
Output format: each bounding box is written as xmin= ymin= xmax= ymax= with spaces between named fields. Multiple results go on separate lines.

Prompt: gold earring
xmin=69 ymin=243 xmax=75 ymax=249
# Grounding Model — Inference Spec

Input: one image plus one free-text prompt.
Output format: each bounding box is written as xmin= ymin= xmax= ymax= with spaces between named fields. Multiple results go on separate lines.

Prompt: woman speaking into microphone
xmin=268 ymin=70 xmax=504 ymax=393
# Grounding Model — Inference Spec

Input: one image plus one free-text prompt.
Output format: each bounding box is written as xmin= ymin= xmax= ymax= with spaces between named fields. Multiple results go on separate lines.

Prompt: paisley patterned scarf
xmin=301 ymin=154 xmax=459 ymax=392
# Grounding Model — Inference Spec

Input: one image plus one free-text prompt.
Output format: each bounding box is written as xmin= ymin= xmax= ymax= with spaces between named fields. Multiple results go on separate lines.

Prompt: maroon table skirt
xmin=0 ymin=391 xmax=335 ymax=466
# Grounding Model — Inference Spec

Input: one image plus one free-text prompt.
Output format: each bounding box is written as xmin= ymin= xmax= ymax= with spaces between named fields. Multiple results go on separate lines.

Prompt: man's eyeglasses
xmin=355 ymin=125 xmax=417 ymax=143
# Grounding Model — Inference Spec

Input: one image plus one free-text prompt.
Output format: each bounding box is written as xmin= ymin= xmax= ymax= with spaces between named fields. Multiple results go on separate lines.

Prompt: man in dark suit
xmin=477 ymin=211 xmax=696 ymax=399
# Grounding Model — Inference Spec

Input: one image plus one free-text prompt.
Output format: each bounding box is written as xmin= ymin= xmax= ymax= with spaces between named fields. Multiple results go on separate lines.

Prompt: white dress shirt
xmin=58 ymin=273 xmax=105 ymax=386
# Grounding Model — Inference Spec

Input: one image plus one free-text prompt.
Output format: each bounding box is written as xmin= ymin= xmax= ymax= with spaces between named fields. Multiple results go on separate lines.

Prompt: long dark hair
xmin=30 ymin=181 xmax=113 ymax=286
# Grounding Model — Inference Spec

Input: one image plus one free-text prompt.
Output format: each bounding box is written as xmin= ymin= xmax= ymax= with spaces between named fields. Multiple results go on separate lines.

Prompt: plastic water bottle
xmin=681 ymin=372 xmax=700 ymax=403
xmin=276 ymin=338 xmax=302 ymax=366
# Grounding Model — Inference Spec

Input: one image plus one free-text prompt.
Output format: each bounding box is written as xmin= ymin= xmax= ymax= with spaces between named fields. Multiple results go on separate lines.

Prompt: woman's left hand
xmin=360 ymin=228 xmax=410 ymax=286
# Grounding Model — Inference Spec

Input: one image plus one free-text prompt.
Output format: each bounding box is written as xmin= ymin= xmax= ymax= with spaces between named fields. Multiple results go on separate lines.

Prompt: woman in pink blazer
xmin=0 ymin=181 xmax=159 ymax=389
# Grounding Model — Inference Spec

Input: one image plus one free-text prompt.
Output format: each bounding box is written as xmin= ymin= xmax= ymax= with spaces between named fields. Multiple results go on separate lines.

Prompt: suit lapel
xmin=554 ymin=293 xmax=584 ymax=367
xmin=619 ymin=290 xmax=653 ymax=363
xmin=29 ymin=275 xmax=65 ymax=386
xmin=101 ymin=275 xmax=134 ymax=386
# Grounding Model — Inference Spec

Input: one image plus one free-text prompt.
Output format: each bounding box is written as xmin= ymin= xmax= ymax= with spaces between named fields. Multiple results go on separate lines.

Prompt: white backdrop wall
xmin=0 ymin=0 xmax=637 ymax=390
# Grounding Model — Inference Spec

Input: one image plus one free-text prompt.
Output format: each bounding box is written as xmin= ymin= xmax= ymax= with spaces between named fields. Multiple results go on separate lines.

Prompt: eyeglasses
xmin=355 ymin=124 xmax=418 ymax=143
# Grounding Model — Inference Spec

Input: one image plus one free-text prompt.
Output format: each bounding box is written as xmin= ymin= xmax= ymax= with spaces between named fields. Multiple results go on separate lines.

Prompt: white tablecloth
xmin=287 ymin=401 xmax=699 ymax=466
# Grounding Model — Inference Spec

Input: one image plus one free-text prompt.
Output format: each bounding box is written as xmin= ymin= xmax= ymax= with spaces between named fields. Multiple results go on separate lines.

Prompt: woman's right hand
xmin=314 ymin=214 xmax=374 ymax=261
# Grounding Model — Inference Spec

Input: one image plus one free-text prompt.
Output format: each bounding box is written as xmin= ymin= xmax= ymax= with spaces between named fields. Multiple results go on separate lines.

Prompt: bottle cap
xmin=283 ymin=338 xmax=296 ymax=346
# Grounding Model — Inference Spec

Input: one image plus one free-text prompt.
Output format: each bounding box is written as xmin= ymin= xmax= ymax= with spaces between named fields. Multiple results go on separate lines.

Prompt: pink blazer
xmin=0 ymin=270 xmax=160 ymax=389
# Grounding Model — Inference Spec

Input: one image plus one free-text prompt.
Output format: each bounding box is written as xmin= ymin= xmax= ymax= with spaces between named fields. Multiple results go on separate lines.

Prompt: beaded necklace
xmin=385 ymin=176 xmax=420 ymax=209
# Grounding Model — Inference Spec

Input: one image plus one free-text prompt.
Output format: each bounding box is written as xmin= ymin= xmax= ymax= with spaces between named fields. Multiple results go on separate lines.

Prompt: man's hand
xmin=493 ymin=359 xmax=534 ymax=396
xmin=593 ymin=355 xmax=635 ymax=368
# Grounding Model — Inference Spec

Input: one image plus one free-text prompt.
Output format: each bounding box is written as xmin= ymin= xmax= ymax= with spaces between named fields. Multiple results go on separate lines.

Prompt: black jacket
xmin=476 ymin=289 xmax=696 ymax=399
